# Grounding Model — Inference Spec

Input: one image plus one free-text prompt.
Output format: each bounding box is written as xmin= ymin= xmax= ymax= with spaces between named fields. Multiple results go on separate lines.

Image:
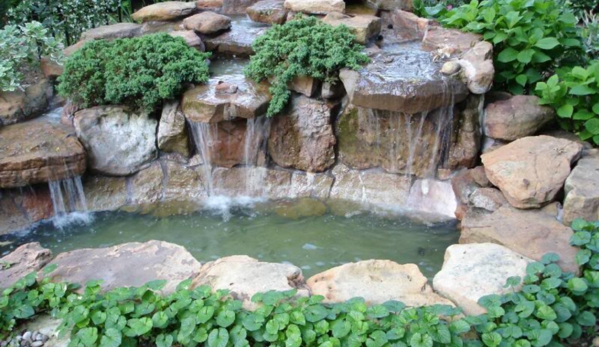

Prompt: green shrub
xmin=245 ymin=16 xmax=369 ymax=117
xmin=582 ymin=10 xmax=599 ymax=61
xmin=536 ymin=62 xmax=599 ymax=145
xmin=58 ymin=33 xmax=210 ymax=112
xmin=434 ymin=0 xmax=583 ymax=94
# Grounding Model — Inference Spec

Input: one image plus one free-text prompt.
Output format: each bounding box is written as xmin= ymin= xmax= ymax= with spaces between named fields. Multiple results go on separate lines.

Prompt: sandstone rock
xmin=197 ymin=0 xmax=224 ymax=10
xmin=274 ymin=198 xmax=328 ymax=219
xmin=132 ymin=1 xmax=198 ymax=22
xmin=0 ymin=78 xmax=53 ymax=126
xmin=74 ymin=106 xmax=158 ymax=176
xmin=329 ymin=164 xmax=412 ymax=207
xmin=385 ymin=9 xmax=430 ymax=42
xmin=367 ymin=0 xmax=413 ymax=10
xmin=83 ymin=175 xmax=128 ymax=212
xmin=169 ymin=30 xmax=205 ymax=51
xmin=481 ymin=136 xmax=583 ymax=209
xmin=433 ymin=243 xmax=531 ymax=315
xmin=563 ymin=150 xmax=599 ymax=225
xmin=63 ymin=40 xmax=90 ymax=57
xmin=458 ymin=41 xmax=494 ymax=94
xmin=288 ymin=76 xmax=320 ymax=98
xmin=80 ymin=22 xmax=142 ymax=41
xmin=448 ymin=95 xmax=483 ymax=169
xmin=340 ymin=49 xmax=468 ymax=114
xmin=45 ymin=241 xmax=201 ymax=294
xmin=308 ymin=260 xmax=453 ymax=306
xmin=183 ymin=11 xmax=232 ymax=34
xmin=484 ymin=95 xmax=555 ymax=141
xmin=192 ymin=255 xmax=308 ymax=309
xmin=182 ymin=75 xmax=271 ymax=122
xmin=163 ymin=160 xmax=207 ymax=202
xmin=268 ymin=96 xmax=336 ymax=172
xmin=322 ymin=13 xmax=382 ymax=44
xmin=201 ymin=24 xmax=267 ymax=57
xmin=422 ymin=26 xmax=482 ymax=55
xmin=158 ymin=101 xmax=190 ymax=157
xmin=247 ymin=0 xmax=288 ymax=24
xmin=40 ymin=57 xmax=64 ymax=79
xmin=0 ymin=243 xmax=52 ymax=288
xmin=468 ymin=188 xmax=506 ymax=212
xmin=0 ymin=121 xmax=86 ymax=188
xmin=461 ymin=205 xmax=579 ymax=273
xmin=284 ymin=0 xmax=344 ymax=14
xmin=140 ymin=20 xmax=186 ymax=34
xmin=451 ymin=167 xmax=490 ymax=220
xmin=128 ymin=162 xmax=164 ymax=206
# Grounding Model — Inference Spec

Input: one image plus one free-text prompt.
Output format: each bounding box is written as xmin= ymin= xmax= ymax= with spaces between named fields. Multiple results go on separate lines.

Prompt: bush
xmin=536 ymin=62 xmax=599 ymax=145
xmin=434 ymin=0 xmax=583 ymax=94
xmin=58 ymin=33 xmax=211 ymax=112
xmin=245 ymin=16 xmax=369 ymax=117
xmin=1 ymin=219 xmax=598 ymax=346
xmin=0 ymin=21 xmax=62 ymax=92
xmin=582 ymin=10 xmax=599 ymax=61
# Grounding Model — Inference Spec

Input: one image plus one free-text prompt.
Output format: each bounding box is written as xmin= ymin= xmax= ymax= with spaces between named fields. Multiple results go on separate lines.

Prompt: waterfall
xmin=48 ymin=176 xmax=92 ymax=228
xmin=242 ymin=116 xmax=271 ymax=196
xmin=189 ymin=121 xmax=218 ymax=196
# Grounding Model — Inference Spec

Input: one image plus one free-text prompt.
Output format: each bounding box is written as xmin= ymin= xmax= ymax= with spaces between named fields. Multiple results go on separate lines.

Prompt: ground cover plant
xmin=245 ymin=16 xmax=369 ymax=117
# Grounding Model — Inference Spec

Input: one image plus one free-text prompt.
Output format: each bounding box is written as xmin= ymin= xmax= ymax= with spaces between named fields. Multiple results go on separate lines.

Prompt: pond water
xmin=0 ymin=200 xmax=458 ymax=278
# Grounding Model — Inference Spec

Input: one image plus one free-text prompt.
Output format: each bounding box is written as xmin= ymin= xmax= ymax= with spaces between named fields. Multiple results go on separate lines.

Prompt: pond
xmin=0 ymin=199 xmax=459 ymax=278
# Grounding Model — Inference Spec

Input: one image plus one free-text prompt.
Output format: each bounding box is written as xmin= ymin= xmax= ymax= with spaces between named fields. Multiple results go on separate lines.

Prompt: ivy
xmin=245 ymin=15 xmax=369 ymax=117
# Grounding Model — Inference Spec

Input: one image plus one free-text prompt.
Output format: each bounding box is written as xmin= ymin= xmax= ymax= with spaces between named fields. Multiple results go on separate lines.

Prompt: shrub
xmin=582 ymin=10 xmax=599 ymax=61
xmin=434 ymin=0 xmax=583 ymax=94
xmin=245 ymin=16 xmax=369 ymax=117
xmin=536 ymin=62 xmax=599 ymax=145
xmin=58 ymin=33 xmax=211 ymax=112
xmin=0 ymin=21 xmax=62 ymax=92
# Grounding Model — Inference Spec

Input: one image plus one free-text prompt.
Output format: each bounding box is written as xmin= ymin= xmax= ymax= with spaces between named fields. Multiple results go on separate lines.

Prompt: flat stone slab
xmin=308 ymin=260 xmax=454 ymax=307
xmin=192 ymin=255 xmax=309 ymax=310
xmin=131 ymin=1 xmax=198 ymax=22
xmin=0 ymin=243 xmax=52 ymax=288
xmin=182 ymin=74 xmax=271 ymax=122
xmin=80 ymin=22 xmax=142 ymax=41
xmin=0 ymin=121 xmax=86 ymax=188
xmin=340 ymin=47 xmax=468 ymax=114
xmin=433 ymin=243 xmax=531 ymax=315
xmin=284 ymin=0 xmax=345 ymax=14
xmin=45 ymin=241 xmax=201 ymax=294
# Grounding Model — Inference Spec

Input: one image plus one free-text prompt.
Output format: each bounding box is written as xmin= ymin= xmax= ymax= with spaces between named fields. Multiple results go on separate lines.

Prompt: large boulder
xmin=484 ymin=95 xmax=555 ymax=141
xmin=322 ymin=13 xmax=381 ymax=44
xmin=183 ymin=11 xmax=232 ymax=34
xmin=433 ymin=243 xmax=531 ymax=315
xmin=201 ymin=26 xmax=267 ymax=56
xmin=80 ymin=23 xmax=142 ymax=41
xmin=131 ymin=1 xmax=198 ymax=22
xmin=0 ymin=243 xmax=52 ymax=289
xmin=247 ymin=0 xmax=288 ymax=24
xmin=308 ymin=260 xmax=454 ymax=306
xmin=481 ymin=136 xmax=583 ymax=209
xmin=340 ymin=49 xmax=468 ymax=114
xmin=74 ymin=106 xmax=158 ymax=176
xmin=45 ymin=241 xmax=201 ymax=294
xmin=268 ymin=96 xmax=336 ymax=172
xmin=461 ymin=205 xmax=579 ymax=273
xmin=0 ymin=78 xmax=53 ymax=126
xmin=563 ymin=150 xmax=599 ymax=225
xmin=0 ymin=121 xmax=86 ymax=188
xmin=169 ymin=30 xmax=205 ymax=51
xmin=192 ymin=256 xmax=308 ymax=310
xmin=422 ymin=26 xmax=481 ymax=54
xmin=182 ymin=75 xmax=271 ymax=123
xmin=158 ymin=101 xmax=190 ymax=157
xmin=284 ymin=0 xmax=345 ymax=14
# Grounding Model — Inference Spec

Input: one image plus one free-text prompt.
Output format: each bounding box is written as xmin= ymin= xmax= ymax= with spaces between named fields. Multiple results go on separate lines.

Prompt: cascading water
xmin=188 ymin=121 xmax=218 ymax=196
xmin=48 ymin=176 xmax=92 ymax=228
xmin=242 ymin=116 xmax=271 ymax=196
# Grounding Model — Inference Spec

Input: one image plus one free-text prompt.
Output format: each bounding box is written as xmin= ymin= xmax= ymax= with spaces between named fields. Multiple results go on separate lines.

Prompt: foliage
xmin=0 ymin=21 xmax=63 ymax=92
xmin=535 ymin=62 xmax=599 ymax=145
xmin=57 ymin=33 xmax=210 ymax=112
xmin=433 ymin=0 xmax=583 ymax=94
xmin=582 ymin=10 xmax=599 ymax=61
xmin=559 ymin=0 xmax=599 ymax=18
xmin=245 ymin=16 xmax=369 ymax=117
xmin=1 ymin=219 xmax=598 ymax=346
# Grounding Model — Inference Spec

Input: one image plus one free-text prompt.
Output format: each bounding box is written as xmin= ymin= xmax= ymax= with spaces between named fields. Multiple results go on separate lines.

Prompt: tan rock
xmin=132 ymin=1 xmax=198 ymax=22
xmin=461 ymin=205 xmax=579 ymax=273
xmin=80 ymin=22 xmax=142 ymax=41
xmin=308 ymin=260 xmax=454 ymax=306
xmin=169 ymin=30 xmax=205 ymax=51
xmin=45 ymin=241 xmax=201 ymax=294
xmin=458 ymin=41 xmax=494 ymax=94
xmin=468 ymin=187 xmax=506 ymax=212
xmin=481 ymin=136 xmax=583 ymax=209
xmin=0 ymin=187 xmax=54 ymax=235
xmin=193 ymin=256 xmax=308 ymax=310
xmin=322 ymin=13 xmax=382 ymax=44
xmin=433 ymin=243 xmax=531 ymax=315
xmin=422 ymin=26 xmax=482 ymax=55
xmin=288 ymin=172 xmax=334 ymax=200
xmin=247 ymin=0 xmax=288 ymax=24
xmin=128 ymin=162 xmax=164 ymax=206
xmin=163 ymin=160 xmax=207 ymax=202
xmin=387 ymin=9 xmax=430 ymax=42
xmin=201 ymin=26 xmax=267 ymax=57
xmin=0 ymin=78 xmax=53 ymax=126
xmin=0 ymin=243 xmax=52 ymax=288
xmin=197 ymin=0 xmax=224 ymax=10
xmin=212 ymin=166 xmax=292 ymax=198
xmin=40 ymin=57 xmax=64 ymax=79
xmin=83 ymin=175 xmax=128 ymax=212
xmin=221 ymin=0 xmax=262 ymax=14
xmin=183 ymin=11 xmax=232 ymax=34
xmin=158 ymin=101 xmax=190 ymax=157
xmin=284 ymin=0 xmax=345 ymax=14
xmin=563 ymin=150 xmax=599 ymax=225
xmin=288 ymin=76 xmax=320 ymax=98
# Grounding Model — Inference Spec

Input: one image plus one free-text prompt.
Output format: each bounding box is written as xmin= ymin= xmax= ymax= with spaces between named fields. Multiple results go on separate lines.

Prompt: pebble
xmin=440 ymin=61 xmax=461 ymax=75
xmin=4 ymin=331 xmax=49 ymax=347
xmin=22 ymin=332 xmax=31 ymax=342
xmin=31 ymin=342 xmax=43 ymax=347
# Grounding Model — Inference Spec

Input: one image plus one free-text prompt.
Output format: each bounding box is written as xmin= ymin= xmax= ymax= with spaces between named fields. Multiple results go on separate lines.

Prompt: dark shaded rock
xmin=448 ymin=95 xmax=483 ymax=169
xmin=158 ymin=101 xmax=190 ymax=157
xmin=0 ymin=79 xmax=53 ymax=126
xmin=0 ymin=186 xmax=54 ymax=235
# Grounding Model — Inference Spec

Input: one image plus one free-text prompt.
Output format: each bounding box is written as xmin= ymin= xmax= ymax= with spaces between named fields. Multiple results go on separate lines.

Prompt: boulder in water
xmin=183 ymin=11 xmax=232 ymax=34
xmin=247 ymin=0 xmax=288 ymax=24
xmin=201 ymin=26 xmax=267 ymax=56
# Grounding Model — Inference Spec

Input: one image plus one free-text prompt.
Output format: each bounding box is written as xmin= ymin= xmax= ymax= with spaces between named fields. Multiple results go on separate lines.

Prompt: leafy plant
xmin=434 ymin=0 xmax=583 ymax=94
xmin=535 ymin=62 xmax=599 ymax=145
xmin=0 ymin=21 xmax=63 ymax=92
xmin=582 ymin=10 xmax=599 ymax=61
xmin=559 ymin=0 xmax=599 ymax=18
xmin=58 ymin=33 xmax=210 ymax=112
xmin=245 ymin=16 xmax=369 ymax=117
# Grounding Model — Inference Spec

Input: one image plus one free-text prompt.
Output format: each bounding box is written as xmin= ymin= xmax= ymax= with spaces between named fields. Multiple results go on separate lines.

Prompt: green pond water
xmin=0 ymin=200 xmax=459 ymax=278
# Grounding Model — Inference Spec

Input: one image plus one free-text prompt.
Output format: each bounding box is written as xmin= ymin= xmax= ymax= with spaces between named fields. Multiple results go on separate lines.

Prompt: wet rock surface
xmin=308 ymin=260 xmax=454 ymax=306
xmin=481 ymin=136 xmax=583 ymax=209
xmin=0 ymin=187 xmax=54 ymax=235
xmin=202 ymin=25 xmax=267 ymax=56
xmin=74 ymin=106 xmax=158 ymax=176
xmin=433 ymin=243 xmax=531 ymax=315
xmin=0 ymin=243 xmax=52 ymax=288
xmin=247 ymin=0 xmax=288 ymax=24
xmin=0 ymin=121 xmax=86 ymax=188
